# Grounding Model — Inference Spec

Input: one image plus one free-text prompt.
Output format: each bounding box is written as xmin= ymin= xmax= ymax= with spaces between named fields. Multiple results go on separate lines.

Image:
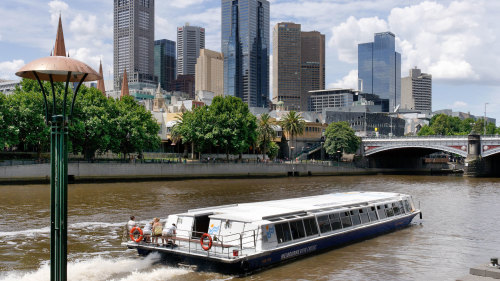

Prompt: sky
xmin=0 ymin=0 xmax=499 ymax=122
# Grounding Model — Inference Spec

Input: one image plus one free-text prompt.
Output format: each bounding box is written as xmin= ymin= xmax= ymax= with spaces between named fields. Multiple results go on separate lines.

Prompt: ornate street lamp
xmin=15 ymin=17 xmax=101 ymax=281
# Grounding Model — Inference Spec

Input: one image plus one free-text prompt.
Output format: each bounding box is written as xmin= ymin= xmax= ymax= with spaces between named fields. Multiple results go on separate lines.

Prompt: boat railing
xmin=162 ymin=228 xmax=259 ymax=259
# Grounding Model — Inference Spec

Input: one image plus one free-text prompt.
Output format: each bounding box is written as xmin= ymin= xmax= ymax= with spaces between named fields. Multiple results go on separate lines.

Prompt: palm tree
xmin=256 ymin=113 xmax=276 ymax=160
xmin=280 ymin=111 xmax=305 ymax=160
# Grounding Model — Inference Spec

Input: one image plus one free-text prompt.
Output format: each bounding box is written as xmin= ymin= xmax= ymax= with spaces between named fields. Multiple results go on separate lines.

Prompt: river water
xmin=0 ymin=175 xmax=499 ymax=281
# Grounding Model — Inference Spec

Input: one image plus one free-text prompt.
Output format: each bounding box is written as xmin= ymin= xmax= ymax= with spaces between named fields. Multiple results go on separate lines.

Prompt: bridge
xmin=361 ymin=135 xmax=500 ymax=176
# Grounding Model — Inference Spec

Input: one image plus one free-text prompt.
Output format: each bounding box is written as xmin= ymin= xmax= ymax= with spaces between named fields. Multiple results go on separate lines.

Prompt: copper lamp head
xmin=15 ymin=56 xmax=101 ymax=82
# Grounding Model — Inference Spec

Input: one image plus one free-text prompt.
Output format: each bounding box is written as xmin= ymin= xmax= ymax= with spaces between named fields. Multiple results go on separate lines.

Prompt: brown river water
xmin=0 ymin=175 xmax=499 ymax=280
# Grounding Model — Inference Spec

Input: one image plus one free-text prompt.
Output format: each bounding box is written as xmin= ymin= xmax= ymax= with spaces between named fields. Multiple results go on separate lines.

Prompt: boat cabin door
xmin=192 ymin=213 xmax=212 ymax=238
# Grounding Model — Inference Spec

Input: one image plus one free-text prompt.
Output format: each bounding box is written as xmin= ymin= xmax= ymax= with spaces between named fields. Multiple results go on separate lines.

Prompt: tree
xmin=324 ymin=121 xmax=360 ymax=157
xmin=417 ymin=125 xmax=435 ymax=136
xmin=280 ymin=111 xmax=305 ymax=159
xmin=267 ymin=141 xmax=279 ymax=160
xmin=171 ymin=108 xmax=210 ymax=159
xmin=206 ymin=96 xmax=257 ymax=159
xmin=256 ymin=113 xmax=276 ymax=159
xmin=69 ymin=86 xmax=112 ymax=160
xmin=107 ymin=96 xmax=161 ymax=159
xmin=430 ymin=114 xmax=453 ymax=135
xmin=0 ymin=92 xmax=18 ymax=149
xmin=9 ymin=79 xmax=52 ymax=157
xmin=472 ymin=119 xmax=497 ymax=135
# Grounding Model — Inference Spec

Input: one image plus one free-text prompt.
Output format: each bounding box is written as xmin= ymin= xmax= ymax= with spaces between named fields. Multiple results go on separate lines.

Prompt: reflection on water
xmin=0 ymin=175 xmax=499 ymax=280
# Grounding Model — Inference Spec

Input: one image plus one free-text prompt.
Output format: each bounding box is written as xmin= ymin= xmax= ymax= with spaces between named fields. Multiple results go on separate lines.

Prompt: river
xmin=0 ymin=175 xmax=499 ymax=280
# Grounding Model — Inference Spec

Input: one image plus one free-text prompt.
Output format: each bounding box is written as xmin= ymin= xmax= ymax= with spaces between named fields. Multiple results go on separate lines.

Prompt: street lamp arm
xmin=70 ymin=73 xmax=87 ymax=120
xmin=62 ymin=71 xmax=71 ymax=117
xmin=32 ymin=71 xmax=50 ymax=125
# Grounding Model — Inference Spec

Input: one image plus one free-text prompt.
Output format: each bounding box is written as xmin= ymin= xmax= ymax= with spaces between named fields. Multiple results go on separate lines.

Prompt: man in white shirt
xmin=127 ymin=216 xmax=136 ymax=231
xmin=164 ymin=223 xmax=177 ymax=246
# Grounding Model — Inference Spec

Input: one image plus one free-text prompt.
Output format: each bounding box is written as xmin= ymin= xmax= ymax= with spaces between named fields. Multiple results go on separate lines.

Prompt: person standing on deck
xmin=127 ymin=216 xmax=136 ymax=231
xmin=163 ymin=223 xmax=177 ymax=246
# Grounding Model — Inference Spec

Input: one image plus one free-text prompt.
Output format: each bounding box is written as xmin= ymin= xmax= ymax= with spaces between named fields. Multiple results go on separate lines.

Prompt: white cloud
xmin=0 ymin=59 xmax=25 ymax=80
xmin=328 ymin=70 xmax=358 ymax=90
xmin=328 ymin=0 xmax=496 ymax=83
xmin=452 ymin=101 xmax=467 ymax=108
xmin=48 ymin=0 xmax=69 ymax=26
xmin=329 ymin=16 xmax=388 ymax=63
xmin=169 ymin=0 xmax=205 ymax=9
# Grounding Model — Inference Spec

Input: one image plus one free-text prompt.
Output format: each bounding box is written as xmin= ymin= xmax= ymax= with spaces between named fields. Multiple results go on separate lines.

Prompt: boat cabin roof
xmin=177 ymin=191 xmax=407 ymax=224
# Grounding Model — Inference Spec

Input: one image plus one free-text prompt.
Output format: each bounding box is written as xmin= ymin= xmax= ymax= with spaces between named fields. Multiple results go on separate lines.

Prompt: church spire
xmin=97 ymin=60 xmax=106 ymax=95
xmin=120 ymin=68 xmax=129 ymax=99
xmin=53 ymin=14 xmax=67 ymax=57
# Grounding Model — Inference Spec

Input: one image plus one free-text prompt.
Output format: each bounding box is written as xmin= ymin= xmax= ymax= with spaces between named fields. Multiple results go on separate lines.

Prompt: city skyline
xmin=0 ymin=0 xmax=499 ymax=120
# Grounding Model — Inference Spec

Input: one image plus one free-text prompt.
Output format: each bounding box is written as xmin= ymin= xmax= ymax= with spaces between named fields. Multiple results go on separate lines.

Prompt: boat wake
xmin=0 ymin=253 xmax=191 ymax=281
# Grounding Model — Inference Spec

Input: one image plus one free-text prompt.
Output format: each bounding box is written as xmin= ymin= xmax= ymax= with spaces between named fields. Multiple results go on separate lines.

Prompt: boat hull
xmin=132 ymin=212 xmax=419 ymax=275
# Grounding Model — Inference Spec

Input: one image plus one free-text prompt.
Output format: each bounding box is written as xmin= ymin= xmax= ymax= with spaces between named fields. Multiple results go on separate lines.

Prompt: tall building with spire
xmin=113 ymin=0 xmax=156 ymax=91
xmin=221 ymin=0 xmax=270 ymax=108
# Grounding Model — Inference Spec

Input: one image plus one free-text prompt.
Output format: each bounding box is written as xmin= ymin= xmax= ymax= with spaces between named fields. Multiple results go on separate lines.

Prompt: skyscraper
xmin=300 ymin=31 xmax=325 ymax=111
xmin=272 ymin=22 xmax=301 ymax=111
xmin=401 ymin=67 xmax=432 ymax=112
xmin=114 ymin=0 xmax=156 ymax=91
xmin=272 ymin=22 xmax=325 ymax=111
xmin=195 ymin=49 xmax=224 ymax=96
xmin=221 ymin=0 xmax=270 ymax=108
xmin=358 ymin=32 xmax=401 ymax=111
xmin=177 ymin=24 xmax=205 ymax=76
xmin=154 ymin=39 xmax=176 ymax=91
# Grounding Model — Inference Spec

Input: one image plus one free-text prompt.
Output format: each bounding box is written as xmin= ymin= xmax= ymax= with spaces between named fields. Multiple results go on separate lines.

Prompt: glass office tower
xmin=222 ymin=0 xmax=270 ymax=108
xmin=358 ymin=32 xmax=401 ymax=111
xmin=154 ymin=39 xmax=176 ymax=91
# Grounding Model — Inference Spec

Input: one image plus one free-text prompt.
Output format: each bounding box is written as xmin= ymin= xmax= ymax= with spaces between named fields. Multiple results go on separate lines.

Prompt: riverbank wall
xmin=0 ymin=162 xmax=450 ymax=184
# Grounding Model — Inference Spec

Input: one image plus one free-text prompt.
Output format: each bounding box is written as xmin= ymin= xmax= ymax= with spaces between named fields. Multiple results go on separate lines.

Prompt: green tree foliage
xmin=418 ymin=114 xmax=499 ymax=136
xmin=4 ymin=79 xmax=161 ymax=159
xmin=256 ymin=113 xmax=276 ymax=159
xmin=0 ymin=92 xmax=18 ymax=148
xmin=324 ymin=121 xmax=360 ymax=155
xmin=172 ymin=96 xmax=257 ymax=160
xmin=69 ymin=86 xmax=112 ymax=160
xmin=267 ymin=141 xmax=279 ymax=160
xmin=206 ymin=96 xmax=257 ymax=159
xmin=107 ymin=96 xmax=161 ymax=159
xmin=280 ymin=111 xmax=305 ymax=158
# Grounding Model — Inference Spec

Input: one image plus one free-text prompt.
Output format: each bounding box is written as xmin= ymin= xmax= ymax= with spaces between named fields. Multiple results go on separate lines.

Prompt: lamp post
xmin=484 ymin=102 xmax=489 ymax=135
xmin=16 ymin=56 xmax=100 ymax=281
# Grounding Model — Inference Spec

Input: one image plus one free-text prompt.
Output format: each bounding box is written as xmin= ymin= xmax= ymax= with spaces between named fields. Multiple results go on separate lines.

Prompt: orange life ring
xmin=129 ymin=227 xmax=144 ymax=243
xmin=200 ymin=233 xmax=212 ymax=251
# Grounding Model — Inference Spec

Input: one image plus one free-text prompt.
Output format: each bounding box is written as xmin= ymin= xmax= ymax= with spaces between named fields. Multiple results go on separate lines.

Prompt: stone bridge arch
xmin=365 ymin=144 xmax=468 ymax=157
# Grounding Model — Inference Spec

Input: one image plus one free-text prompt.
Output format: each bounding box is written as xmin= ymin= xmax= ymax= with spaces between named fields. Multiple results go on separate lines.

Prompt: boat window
xmin=377 ymin=205 xmax=387 ymax=219
xmin=275 ymin=222 xmax=292 ymax=244
xmin=385 ymin=204 xmax=395 ymax=217
xmin=340 ymin=211 xmax=352 ymax=228
xmin=350 ymin=209 xmax=361 ymax=226
xmin=368 ymin=206 xmax=378 ymax=221
xmin=403 ymin=200 xmax=411 ymax=213
xmin=398 ymin=201 xmax=406 ymax=214
xmin=317 ymin=215 xmax=332 ymax=233
xmin=329 ymin=213 xmax=342 ymax=231
xmin=392 ymin=202 xmax=401 ymax=215
xmin=359 ymin=208 xmax=370 ymax=224
xmin=289 ymin=220 xmax=306 ymax=240
xmin=303 ymin=218 xmax=319 ymax=236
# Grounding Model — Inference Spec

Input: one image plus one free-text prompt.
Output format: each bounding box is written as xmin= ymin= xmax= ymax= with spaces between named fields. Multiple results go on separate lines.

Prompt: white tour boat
xmin=124 ymin=191 xmax=421 ymax=275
